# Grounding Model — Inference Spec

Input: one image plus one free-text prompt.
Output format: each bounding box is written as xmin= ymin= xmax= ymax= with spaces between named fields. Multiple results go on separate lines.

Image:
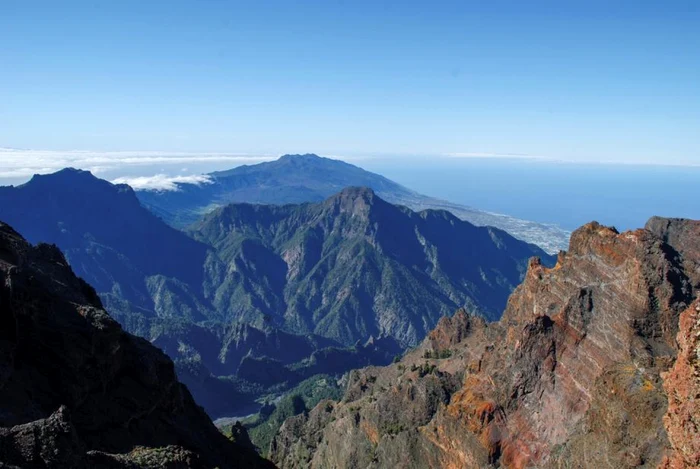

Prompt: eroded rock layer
xmin=660 ymin=299 xmax=700 ymax=469
xmin=271 ymin=218 xmax=700 ymax=469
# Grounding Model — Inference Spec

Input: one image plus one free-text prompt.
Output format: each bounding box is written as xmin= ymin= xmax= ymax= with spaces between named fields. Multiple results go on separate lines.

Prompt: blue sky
xmin=1 ymin=0 xmax=699 ymax=164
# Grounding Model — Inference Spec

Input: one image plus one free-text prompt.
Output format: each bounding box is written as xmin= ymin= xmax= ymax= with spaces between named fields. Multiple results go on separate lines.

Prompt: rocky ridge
xmin=0 ymin=222 xmax=274 ymax=468
xmin=270 ymin=217 xmax=700 ymax=469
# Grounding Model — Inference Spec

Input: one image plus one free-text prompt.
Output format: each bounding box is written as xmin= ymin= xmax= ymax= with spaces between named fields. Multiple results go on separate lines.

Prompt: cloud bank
xmin=111 ymin=173 xmax=213 ymax=191
xmin=0 ymin=148 xmax=275 ymax=180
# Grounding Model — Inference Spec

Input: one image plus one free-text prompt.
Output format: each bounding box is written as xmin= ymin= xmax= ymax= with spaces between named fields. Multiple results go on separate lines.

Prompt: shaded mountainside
xmin=137 ymin=153 xmax=569 ymax=253
xmin=271 ymin=217 xmax=700 ymax=469
xmin=0 ymin=223 xmax=273 ymax=468
xmin=148 ymin=319 xmax=401 ymax=418
xmin=190 ymin=186 xmax=553 ymax=346
xmin=0 ymin=168 xmax=210 ymax=323
xmin=0 ymin=170 xmax=394 ymax=418
xmin=0 ymin=168 xmax=550 ymax=419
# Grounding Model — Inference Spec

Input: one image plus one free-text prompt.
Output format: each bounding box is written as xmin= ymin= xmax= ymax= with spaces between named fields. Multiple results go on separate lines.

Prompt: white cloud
xmin=112 ymin=174 xmax=213 ymax=191
xmin=0 ymin=148 xmax=276 ymax=180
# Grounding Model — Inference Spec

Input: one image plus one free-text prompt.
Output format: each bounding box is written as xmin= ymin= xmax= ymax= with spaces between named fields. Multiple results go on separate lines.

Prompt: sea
xmin=361 ymin=157 xmax=700 ymax=232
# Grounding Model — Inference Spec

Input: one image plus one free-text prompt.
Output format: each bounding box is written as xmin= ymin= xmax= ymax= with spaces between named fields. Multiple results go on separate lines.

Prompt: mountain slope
xmin=0 ymin=169 xmax=552 ymax=419
xmin=0 ymin=222 xmax=273 ymax=468
xmin=270 ymin=217 xmax=699 ymax=468
xmin=190 ymin=187 xmax=554 ymax=346
xmin=137 ymin=154 xmax=569 ymax=253
xmin=0 ymin=168 xmax=211 ymax=322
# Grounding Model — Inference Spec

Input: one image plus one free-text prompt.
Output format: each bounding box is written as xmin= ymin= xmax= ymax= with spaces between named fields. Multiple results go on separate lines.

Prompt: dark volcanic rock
xmin=645 ymin=216 xmax=700 ymax=288
xmin=270 ymin=217 xmax=699 ymax=469
xmin=0 ymin=222 xmax=273 ymax=468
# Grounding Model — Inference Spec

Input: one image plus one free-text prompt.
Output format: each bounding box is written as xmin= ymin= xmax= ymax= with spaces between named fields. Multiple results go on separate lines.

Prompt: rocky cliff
xmin=660 ymin=298 xmax=700 ymax=469
xmin=0 ymin=222 xmax=273 ymax=468
xmin=271 ymin=218 xmax=700 ymax=469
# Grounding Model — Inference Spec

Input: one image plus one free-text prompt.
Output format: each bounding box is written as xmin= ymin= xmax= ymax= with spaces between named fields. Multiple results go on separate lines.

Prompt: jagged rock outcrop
xmin=646 ymin=216 xmax=700 ymax=288
xmin=0 ymin=222 xmax=274 ymax=468
xmin=270 ymin=218 xmax=700 ymax=469
xmin=660 ymin=299 xmax=700 ymax=469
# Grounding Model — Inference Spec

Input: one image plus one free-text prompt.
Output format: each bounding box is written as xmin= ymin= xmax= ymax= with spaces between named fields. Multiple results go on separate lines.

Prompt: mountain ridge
xmin=0 ymin=168 xmax=550 ymax=420
xmin=190 ymin=185 xmax=554 ymax=346
xmin=0 ymin=166 xmax=209 ymax=317
xmin=136 ymin=153 xmax=570 ymax=253
xmin=0 ymin=221 xmax=274 ymax=468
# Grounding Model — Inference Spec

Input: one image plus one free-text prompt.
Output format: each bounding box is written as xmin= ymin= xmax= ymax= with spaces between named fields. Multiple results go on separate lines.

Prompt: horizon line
xmin=1 ymin=147 xmax=699 ymax=171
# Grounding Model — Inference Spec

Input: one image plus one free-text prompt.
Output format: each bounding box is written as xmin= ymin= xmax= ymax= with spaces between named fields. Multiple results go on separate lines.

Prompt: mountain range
xmin=0 ymin=166 xmax=550 ymax=419
xmin=4 ymin=211 xmax=698 ymax=468
xmin=1 ymin=163 xmax=699 ymax=468
xmin=190 ymin=185 xmax=551 ymax=345
xmin=137 ymin=154 xmax=569 ymax=254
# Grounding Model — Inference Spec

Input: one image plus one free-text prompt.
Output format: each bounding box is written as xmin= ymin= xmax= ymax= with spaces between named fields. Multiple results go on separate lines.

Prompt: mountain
xmin=270 ymin=217 xmax=700 ymax=469
xmin=0 ymin=169 xmax=551 ymax=419
xmin=0 ymin=168 xmax=210 ymax=323
xmin=136 ymin=153 xmax=569 ymax=253
xmin=0 ymin=169 xmax=368 ymax=418
xmin=0 ymin=222 xmax=273 ymax=468
xmin=147 ymin=319 xmax=401 ymax=418
xmin=190 ymin=186 xmax=554 ymax=346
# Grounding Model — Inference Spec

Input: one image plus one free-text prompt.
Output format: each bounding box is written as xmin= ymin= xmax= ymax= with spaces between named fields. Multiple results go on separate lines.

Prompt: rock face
xmin=646 ymin=216 xmax=700 ymax=288
xmin=270 ymin=218 xmax=700 ymax=469
xmin=191 ymin=186 xmax=553 ymax=346
xmin=0 ymin=222 xmax=273 ymax=468
xmin=660 ymin=299 xmax=700 ymax=469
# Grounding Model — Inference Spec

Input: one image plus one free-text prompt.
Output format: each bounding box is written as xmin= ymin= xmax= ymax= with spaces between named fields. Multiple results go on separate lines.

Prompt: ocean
xmin=362 ymin=157 xmax=700 ymax=232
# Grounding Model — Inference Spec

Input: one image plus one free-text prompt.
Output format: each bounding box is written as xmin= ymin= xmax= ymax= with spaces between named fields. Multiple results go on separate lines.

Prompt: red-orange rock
xmin=271 ymin=218 xmax=700 ymax=469
xmin=660 ymin=299 xmax=700 ymax=469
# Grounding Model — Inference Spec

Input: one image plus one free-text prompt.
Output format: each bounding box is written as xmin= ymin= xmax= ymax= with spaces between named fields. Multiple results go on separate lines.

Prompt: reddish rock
xmin=271 ymin=218 xmax=699 ymax=469
xmin=660 ymin=299 xmax=700 ymax=469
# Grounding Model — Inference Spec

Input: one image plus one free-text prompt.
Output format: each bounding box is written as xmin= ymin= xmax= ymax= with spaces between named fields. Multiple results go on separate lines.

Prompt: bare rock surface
xmin=271 ymin=218 xmax=700 ymax=469
xmin=659 ymin=299 xmax=700 ymax=469
xmin=0 ymin=222 xmax=274 ymax=468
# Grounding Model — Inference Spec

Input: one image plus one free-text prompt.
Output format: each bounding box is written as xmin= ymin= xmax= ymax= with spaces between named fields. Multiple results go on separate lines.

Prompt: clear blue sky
xmin=2 ymin=0 xmax=699 ymax=164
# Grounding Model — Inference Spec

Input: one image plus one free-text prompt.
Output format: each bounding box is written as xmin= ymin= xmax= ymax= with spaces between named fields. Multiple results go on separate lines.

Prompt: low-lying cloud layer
xmin=0 ymin=148 xmax=275 ymax=180
xmin=112 ymin=173 xmax=213 ymax=191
